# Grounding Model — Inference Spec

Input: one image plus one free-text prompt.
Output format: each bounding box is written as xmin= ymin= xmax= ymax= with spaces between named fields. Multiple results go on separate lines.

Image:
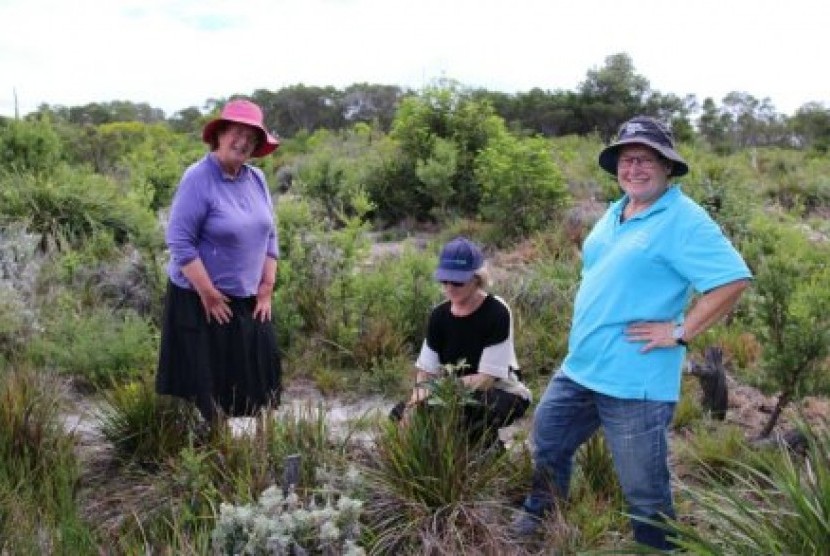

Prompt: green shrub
xmin=26 ymin=306 xmax=157 ymax=386
xmin=277 ymin=199 xmax=433 ymax=391
xmin=0 ymin=164 xmax=161 ymax=253
xmin=0 ymin=117 xmax=63 ymax=175
xmin=680 ymin=151 xmax=757 ymax=243
xmin=93 ymin=121 xmax=201 ymax=210
xmin=294 ymin=128 xmax=380 ymax=224
xmin=354 ymin=247 xmax=436 ymax=349
xmin=751 ymin=147 xmax=830 ymax=215
xmin=273 ymin=194 xmax=371 ymax=355
xmin=476 ymin=133 xmax=570 ymax=243
xmin=501 ymin=258 xmax=580 ymax=382
xmin=741 ymin=216 xmax=830 ymax=436
xmin=272 ymin=195 xmax=321 ymax=349
xmin=548 ymin=134 xmax=608 ymax=200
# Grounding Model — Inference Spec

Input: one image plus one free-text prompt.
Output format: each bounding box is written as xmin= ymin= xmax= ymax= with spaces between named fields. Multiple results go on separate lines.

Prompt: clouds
xmin=1 ymin=0 xmax=827 ymax=118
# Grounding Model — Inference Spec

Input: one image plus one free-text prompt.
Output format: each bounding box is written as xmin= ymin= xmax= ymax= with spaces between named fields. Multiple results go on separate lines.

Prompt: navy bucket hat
xmin=434 ymin=237 xmax=484 ymax=283
xmin=598 ymin=116 xmax=689 ymax=177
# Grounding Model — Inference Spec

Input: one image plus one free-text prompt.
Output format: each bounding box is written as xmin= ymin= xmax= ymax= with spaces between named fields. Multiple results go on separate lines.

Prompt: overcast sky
xmin=1 ymin=0 xmax=828 ymax=119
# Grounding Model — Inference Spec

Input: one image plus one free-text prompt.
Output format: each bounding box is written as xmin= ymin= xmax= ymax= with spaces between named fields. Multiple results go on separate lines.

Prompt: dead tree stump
xmin=688 ymin=346 xmax=729 ymax=420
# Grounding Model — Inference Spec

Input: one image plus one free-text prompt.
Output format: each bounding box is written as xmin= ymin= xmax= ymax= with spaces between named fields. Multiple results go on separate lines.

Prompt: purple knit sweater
xmin=166 ymin=154 xmax=278 ymax=297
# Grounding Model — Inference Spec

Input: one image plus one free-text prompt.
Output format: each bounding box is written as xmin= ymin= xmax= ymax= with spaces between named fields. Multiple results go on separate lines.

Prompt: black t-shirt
xmin=422 ymin=294 xmax=511 ymax=377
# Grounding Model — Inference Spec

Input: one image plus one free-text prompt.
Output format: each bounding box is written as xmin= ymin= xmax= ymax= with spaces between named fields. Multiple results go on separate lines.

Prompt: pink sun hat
xmin=202 ymin=99 xmax=280 ymax=157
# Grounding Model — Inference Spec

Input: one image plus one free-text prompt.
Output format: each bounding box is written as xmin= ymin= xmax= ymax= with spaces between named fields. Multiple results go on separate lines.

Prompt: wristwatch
xmin=672 ymin=324 xmax=688 ymax=347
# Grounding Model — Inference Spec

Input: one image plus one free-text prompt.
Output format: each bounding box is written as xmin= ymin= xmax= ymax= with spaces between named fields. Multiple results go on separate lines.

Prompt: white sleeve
xmin=478 ymin=298 xmax=519 ymax=379
xmin=478 ymin=339 xmax=518 ymax=379
xmin=415 ymin=339 xmax=441 ymax=375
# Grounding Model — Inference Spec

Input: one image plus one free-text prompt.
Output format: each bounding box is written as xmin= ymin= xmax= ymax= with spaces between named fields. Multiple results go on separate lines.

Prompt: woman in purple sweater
xmin=156 ymin=99 xmax=282 ymax=422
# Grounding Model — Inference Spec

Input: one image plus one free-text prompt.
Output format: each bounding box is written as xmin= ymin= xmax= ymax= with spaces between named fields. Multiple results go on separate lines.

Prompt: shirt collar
xmin=612 ymin=184 xmax=681 ymax=220
xmin=206 ymin=152 xmax=249 ymax=182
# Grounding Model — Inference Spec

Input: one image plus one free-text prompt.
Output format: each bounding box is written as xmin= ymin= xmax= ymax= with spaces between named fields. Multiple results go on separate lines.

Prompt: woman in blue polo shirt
xmin=512 ymin=116 xmax=752 ymax=549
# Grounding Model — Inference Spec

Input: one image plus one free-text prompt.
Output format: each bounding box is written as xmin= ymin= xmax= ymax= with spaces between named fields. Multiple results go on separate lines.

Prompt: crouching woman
xmin=391 ymin=237 xmax=532 ymax=449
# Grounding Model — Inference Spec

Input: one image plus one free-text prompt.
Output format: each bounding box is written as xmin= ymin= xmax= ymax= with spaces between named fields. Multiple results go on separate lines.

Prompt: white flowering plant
xmin=211 ymin=467 xmax=365 ymax=556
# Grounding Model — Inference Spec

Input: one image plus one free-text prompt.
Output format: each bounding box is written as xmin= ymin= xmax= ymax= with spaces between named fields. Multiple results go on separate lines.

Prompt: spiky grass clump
xmin=26 ymin=305 xmax=157 ymax=387
xmin=675 ymin=422 xmax=752 ymax=484
xmin=667 ymin=422 xmax=830 ymax=554
xmin=361 ymin=373 xmax=524 ymax=554
xmin=673 ymin=375 xmax=704 ymax=430
xmin=264 ymin=402 xmax=343 ymax=490
xmin=0 ymin=368 xmax=97 ymax=553
xmin=97 ymin=375 xmax=201 ymax=465
xmin=572 ymin=432 xmax=623 ymax=504
xmin=559 ymin=431 xmax=628 ymax=550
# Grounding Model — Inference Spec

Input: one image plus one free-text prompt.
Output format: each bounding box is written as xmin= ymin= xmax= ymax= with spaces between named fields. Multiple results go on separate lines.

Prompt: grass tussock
xmin=0 ymin=367 xmax=97 ymax=553
xmin=667 ymin=422 xmax=830 ymax=554
xmin=361 ymin=376 xmax=529 ymax=555
xmin=97 ymin=374 xmax=201 ymax=465
xmin=675 ymin=422 xmax=753 ymax=484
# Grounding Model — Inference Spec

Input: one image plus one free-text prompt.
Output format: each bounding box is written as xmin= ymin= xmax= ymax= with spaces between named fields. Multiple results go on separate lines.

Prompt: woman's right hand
xmin=199 ymin=287 xmax=232 ymax=324
xmin=180 ymin=259 xmax=232 ymax=324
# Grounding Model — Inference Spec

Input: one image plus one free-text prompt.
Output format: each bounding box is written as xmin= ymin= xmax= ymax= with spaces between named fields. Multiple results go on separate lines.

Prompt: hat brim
xmin=434 ymin=268 xmax=476 ymax=283
xmin=598 ymin=138 xmax=688 ymax=177
xmin=202 ymin=118 xmax=280 ymax=158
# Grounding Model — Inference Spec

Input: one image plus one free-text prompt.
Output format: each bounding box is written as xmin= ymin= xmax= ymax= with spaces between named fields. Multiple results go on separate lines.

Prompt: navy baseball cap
xmin=598 ymin=115 xmax=689 ymax=177
xmin=434 ymin=237 xmax=484 ymax=283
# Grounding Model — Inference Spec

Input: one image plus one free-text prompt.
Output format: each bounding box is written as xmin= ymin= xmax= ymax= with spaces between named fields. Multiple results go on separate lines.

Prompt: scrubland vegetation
xmin=1 ymin=54 xmax=828 ymax=554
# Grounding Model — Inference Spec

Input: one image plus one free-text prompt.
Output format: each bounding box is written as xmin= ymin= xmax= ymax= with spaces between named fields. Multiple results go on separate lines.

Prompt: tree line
xmin=12 ymin=53 xmax=830 ymax=154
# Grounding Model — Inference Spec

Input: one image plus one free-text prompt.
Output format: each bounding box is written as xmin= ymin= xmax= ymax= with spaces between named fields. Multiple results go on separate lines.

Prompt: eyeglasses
xmin=440 ymin=280 xmax=467 ymax=287
xmin=618 ymin=155 xmax=660 ymax=169
xmin=223 ymin=124 xmax=261 ymax=147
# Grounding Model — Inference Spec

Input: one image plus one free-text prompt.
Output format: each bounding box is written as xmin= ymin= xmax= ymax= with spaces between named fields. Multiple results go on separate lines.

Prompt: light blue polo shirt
xmin=562 ymin=185 xmax=751 ymax=401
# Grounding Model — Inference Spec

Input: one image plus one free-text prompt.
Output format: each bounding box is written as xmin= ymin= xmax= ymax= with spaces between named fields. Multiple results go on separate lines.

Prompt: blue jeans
xmin=522 ymin=371 xmax=676 ymax=549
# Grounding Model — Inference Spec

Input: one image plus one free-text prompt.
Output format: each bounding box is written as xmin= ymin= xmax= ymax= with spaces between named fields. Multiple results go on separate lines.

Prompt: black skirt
xmin=156 ymin=281 xmax=281 ymax=418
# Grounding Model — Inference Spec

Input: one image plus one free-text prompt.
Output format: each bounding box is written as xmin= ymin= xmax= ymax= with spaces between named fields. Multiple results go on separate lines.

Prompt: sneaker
xmin=509 ymin=509 xmax=543 ymax=537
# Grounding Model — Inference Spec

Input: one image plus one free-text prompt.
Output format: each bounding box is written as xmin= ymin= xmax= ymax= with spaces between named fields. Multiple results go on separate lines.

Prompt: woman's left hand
xmin=253 ymin=282 xmax=273 ymax=322
xmin=625 ymin=321 xmax=677 ymax=353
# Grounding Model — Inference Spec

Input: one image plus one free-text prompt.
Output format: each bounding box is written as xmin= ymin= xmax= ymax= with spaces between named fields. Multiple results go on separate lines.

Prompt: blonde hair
xmin=473 ymin=264 xmax=491 ymax=289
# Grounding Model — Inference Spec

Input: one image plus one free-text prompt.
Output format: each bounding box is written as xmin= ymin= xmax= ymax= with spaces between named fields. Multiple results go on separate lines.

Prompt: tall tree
xmin=577 ymin=53 xmax=651 ymax=140
xmin=341 ymin=83 xmax=407 ymax=132
xmin=252 ymin=85 xmax=345 ymax=137
xmin=511 ymin=88 xmax=580 ymax=136
xmin=698 ymin=97 xmax=732 ymax=152
xmin=168 ymin=106 xmax=205 ymax=135
xmin=791 ymin=102 xmax=830 ymax=153
xmin=721 ymin=92 xmax=788 ymax=148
